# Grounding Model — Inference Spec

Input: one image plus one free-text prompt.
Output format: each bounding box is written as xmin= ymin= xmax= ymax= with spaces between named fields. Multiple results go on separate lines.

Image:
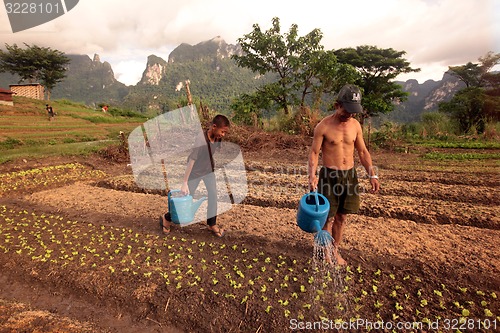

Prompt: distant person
xmin=308 ymin=84 xmax=380 ymax=265
xmin=159 ymin=115 xmax=230 ymax=237
xmin=46 ymin=104 xmax=55 ymax=121
xmin=102 ymin=105 xmax=108 ymax=113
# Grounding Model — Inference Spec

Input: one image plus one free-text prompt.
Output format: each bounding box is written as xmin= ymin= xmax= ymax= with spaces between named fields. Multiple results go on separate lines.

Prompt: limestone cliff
xmin=423 ymin=72 xmax=465 ymax=110
xmin=167 ymin=36 xmax=242 ymax=64
xmin=139 ymin=55 xmax=168 ymax=86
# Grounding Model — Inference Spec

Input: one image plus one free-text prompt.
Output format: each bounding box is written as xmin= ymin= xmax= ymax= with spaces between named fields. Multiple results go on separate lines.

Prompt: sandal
xmin=208 ymin=225 xmax=225 ymax=237
xmin=159 ymin=215 xmax=171 ymax=234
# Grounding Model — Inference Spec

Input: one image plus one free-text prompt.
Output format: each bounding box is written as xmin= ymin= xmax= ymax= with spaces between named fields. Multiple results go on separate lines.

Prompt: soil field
xmin=0 ymin=146 xmax=499 ymax=333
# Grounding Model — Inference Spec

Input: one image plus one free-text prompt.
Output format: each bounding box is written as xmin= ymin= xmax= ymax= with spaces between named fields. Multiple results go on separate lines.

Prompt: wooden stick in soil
xmin=161 ymin=159 xmax=169 ymax=195
xmin=164 ymin=297 xmax=170 ymax=313
xmin=146 ymin=317 xmax=162 ymax=327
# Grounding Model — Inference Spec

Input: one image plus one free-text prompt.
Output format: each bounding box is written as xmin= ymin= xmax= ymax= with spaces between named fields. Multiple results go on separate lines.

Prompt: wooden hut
xmin=9 ymin=83 xmax=44 ymax=100
xmin=0 ymin=87 xmax=15 ymax=106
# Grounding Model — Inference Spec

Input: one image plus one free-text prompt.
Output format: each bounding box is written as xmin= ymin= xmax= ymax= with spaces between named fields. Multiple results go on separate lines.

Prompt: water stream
xmin=309 ymin=230 xmax=352 ymax=324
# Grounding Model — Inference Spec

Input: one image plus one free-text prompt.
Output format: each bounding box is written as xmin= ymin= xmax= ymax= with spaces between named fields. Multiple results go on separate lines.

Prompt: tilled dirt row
xmin=97 ymin=168 xmax=500 ymax=206
xmin=95 ymin=172 xmax=500 ymax=229
xmin=243 ymin=170 xmax=499 ymax=205
xmin=246 ymin=187 xmax=499 ymax=230
xmin=24 ymin=182 xmax=500 ymax=287
xmin=0 ymin=298 xmax=108 ymax=333
xmin=245 ymin=160 xmax=500 ymax=187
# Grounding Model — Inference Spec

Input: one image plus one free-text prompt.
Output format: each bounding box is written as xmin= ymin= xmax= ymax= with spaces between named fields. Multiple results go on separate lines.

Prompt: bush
xmin=369 ymin=122 xmax=402 ymax=149
xmin=420 ymin=112 xmax=457 ymax=139
xmin=483 ymin=122 xmax=500 ymax=140
xmin=108 ymin=107 xmax=146 ymax=118
xmin=56 ymin=99 xmax=89 ymax=108
xmin=0 ymin=137 xmax=23 ymax=149
xmin=269 ymin=107 xmax=321 ymax=135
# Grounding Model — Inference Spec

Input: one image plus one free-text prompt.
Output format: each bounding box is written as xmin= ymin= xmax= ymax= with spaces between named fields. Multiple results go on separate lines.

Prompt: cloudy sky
xmin=1 ymin=0 xmax=498 ymax=86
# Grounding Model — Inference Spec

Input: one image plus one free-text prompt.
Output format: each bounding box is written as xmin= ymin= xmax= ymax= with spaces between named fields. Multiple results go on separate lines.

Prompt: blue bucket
xmin=296 ymin=191 xmax=330 ymax=233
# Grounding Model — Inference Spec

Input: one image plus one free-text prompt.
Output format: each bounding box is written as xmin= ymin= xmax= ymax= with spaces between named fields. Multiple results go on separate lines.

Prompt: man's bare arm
xmin=354 ymin=122 xmax=380 ymax=193
xmin=308 ymin=124 xmax=324 ymax=191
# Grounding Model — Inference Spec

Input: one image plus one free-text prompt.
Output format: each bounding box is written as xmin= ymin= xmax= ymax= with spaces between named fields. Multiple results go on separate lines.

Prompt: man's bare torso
xmin=318 ymin=115 xmax=359 ymax=170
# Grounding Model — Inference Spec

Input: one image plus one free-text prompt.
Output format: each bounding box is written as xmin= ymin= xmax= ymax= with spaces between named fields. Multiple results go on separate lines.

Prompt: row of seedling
xmin=0 ymin=163 xmax=106 ymax=194
xmin=0 ymin=205 xmax=498 ymax=326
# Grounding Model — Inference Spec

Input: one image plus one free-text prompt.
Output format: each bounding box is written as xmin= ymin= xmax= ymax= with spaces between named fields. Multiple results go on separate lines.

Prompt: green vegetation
xmin=0 ymin=199 xmax=498 ymax=329
xmin=0 ymin=141 xmax=112 ymax=164
xmin=439 ymin=52 xmax=500 ymax=134
xmin=334 ymin=45 xmax=420 ymax=119
xmin=0 ymin=97 xmax=145 ymax=163
xmin=416 ymin=141 xmax=500 ymax=149
xmin=422 ymin=152 xmax=500 ymax=161
xmin=0 ymin=163 xmax=106 ymax=194
xmin=0 ymin=43 xmax=70 ymax=99
xmin=232 ymin=17 xmax=358 ymax=116
xmin=366 ymin=115 xmax=500 ymax=151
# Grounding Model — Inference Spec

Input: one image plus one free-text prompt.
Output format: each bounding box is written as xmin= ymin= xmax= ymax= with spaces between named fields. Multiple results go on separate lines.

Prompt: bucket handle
xmin=310 ymin=190 xmax=320 ymax=212
xmin=168 ymin=189 xmax=182 ymax=201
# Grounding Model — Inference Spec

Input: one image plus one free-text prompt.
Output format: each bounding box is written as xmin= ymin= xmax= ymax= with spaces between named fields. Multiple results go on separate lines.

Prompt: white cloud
xmin=0 ymin=0 xmax=498 ymax=85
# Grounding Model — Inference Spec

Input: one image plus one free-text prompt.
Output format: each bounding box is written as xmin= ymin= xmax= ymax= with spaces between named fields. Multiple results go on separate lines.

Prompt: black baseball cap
xmin=337 ymin=84 xmax=363 ymax=114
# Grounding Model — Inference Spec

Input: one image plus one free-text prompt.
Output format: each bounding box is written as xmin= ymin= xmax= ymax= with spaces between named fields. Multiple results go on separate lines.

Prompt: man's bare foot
xmin=323 ymin=246 xmax=347 ymax=266
xmin=333 ymin=247 xmax=347 ymax=266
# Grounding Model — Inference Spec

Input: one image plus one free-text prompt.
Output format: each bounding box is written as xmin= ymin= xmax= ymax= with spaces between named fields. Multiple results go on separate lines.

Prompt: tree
xmin=230 ymin=92 xmax=270 ymax=127
xmin=0 ymin=43 xmax=70 ymax=99
xmin=440 ymin=51 xmax=500 ymax=133
xmin=448 ymin=62 xmax=481 ymax=88
xmin=439 ymin=87 xmax=486 ymax=133
xmin=448 ymin=51 xmax=500 ymax=88
xmin=334 ymin=45 xmax=420 ymax=119
xmin=232 ymin=17 xmax=356 ymax=114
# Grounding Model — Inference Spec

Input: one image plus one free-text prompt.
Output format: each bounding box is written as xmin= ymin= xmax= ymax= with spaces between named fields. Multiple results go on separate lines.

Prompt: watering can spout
xmin=312 ymin=220 xmax=321 ymax=233
xmin=192 ymin=197 xmax=207 ymax=214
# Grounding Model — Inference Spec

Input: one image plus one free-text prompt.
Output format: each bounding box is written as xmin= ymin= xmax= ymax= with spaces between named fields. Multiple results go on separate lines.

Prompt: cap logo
xmin=352 ymin=92 xmax=361 ymax=102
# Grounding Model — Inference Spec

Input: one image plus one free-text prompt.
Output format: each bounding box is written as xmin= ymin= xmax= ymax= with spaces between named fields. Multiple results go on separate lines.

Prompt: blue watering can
xmin=297 ymin=191 xmax=330 ymax=233
xmin=297 ymin=191 xmax=333 ymax=246
xmin=168 ymin=190 xmax=207 ymax=224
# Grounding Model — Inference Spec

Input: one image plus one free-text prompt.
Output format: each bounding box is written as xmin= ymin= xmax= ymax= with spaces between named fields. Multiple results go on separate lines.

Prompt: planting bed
xmin=0 ymin=147 xmax=498 ymax=332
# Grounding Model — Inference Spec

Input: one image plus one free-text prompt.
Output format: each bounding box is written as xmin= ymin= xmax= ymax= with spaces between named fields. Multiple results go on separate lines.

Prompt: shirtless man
xmin=308 ymin=84 xmax=380 ymax=265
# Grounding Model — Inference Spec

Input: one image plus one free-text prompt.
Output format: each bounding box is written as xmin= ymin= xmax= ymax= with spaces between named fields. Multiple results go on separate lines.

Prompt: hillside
xmin=383 ymin=72 xmax=465 ymax=123
xmin=0 ymin=97 xmax=145 ymax=163
xmin=0 ymin=37 xmax=464 ymax=121
xmin=0 ymin=54 xmax=129 ymax=106
xmin=124 ymin=37 xmax=272 ymax=114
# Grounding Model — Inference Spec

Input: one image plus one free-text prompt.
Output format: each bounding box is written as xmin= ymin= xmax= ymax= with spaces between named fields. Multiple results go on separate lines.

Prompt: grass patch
xmin=415 ymin=141 xmax=500 ymax=149
xmin=67 ymin=113 xmax=146 ymax=124
xmin=0 ymin=97 xmax=146 ymax=163
xmin=422 ymin=152 xmax=500 ymax=160
xmin=0 ymin=138 xmax=23 ymax=149
xmin=0 ymin=140 xmax=115 ymax=164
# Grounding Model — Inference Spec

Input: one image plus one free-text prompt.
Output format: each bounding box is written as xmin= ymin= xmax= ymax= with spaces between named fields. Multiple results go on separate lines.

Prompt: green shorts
xmin=318 ymin=166 xmax=360 ymax=217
